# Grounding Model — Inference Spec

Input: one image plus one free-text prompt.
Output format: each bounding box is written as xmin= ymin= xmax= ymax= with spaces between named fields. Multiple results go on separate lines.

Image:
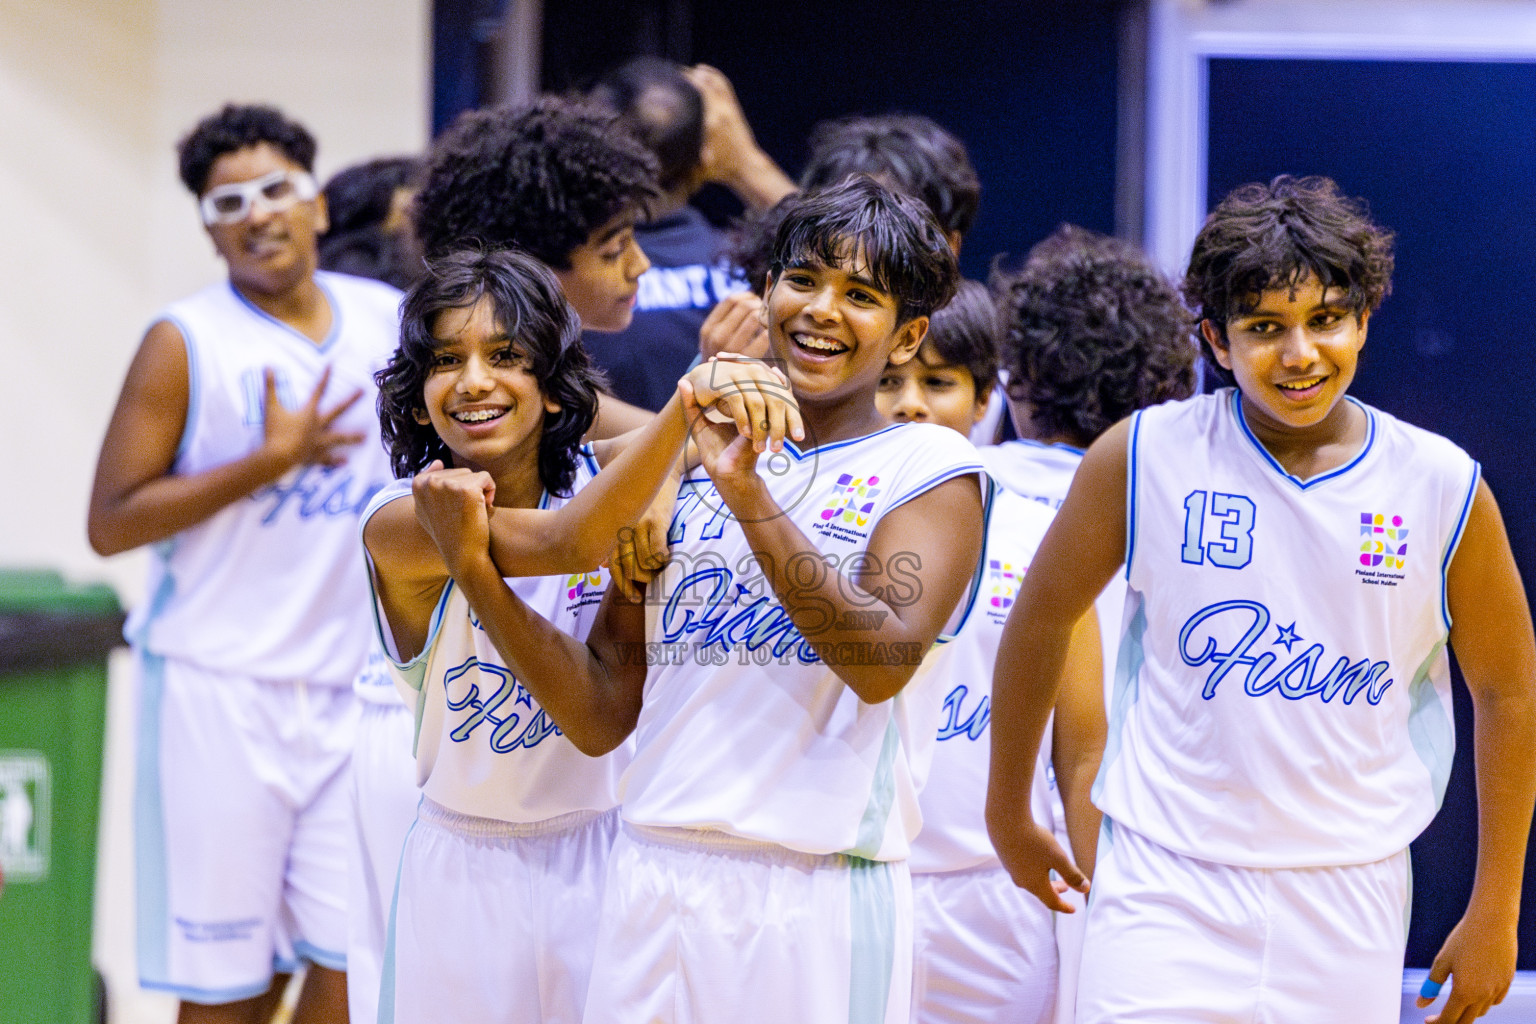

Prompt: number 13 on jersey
xmin=1180 ymin=490 xmax=1256 ymax=569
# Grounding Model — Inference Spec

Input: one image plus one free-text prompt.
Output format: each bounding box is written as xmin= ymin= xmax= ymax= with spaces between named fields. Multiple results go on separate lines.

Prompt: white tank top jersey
xmin=362 ymin=448 xmax=629 ymax=824
xmin=908 ymin=483 xmax=1058 ymax=874
xmin=124 ymin=272 xmax=402 ymax=686
xmin=626 ymin=422 xmax=985 ymax=861
xmin=980 ymin=439 xmax=1085 ymax=512
xmin=982 ymin=440 xmax=1126 ymax=704
xmin=1098 ymin=389 xmax=1479 ymax=868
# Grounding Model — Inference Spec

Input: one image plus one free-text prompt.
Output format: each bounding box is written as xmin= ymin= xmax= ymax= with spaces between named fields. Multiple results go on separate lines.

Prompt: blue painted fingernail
xmin=1419 ymin=978 xmax=1442 ymax=999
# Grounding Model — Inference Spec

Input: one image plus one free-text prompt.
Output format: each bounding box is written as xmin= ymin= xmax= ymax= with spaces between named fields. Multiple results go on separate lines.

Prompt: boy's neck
xmin=1237 ymin=392 xmax=1369 ymax=481
xmin=484 ymin=447 xmax=548 ymax=511
xmin=797 ymin=390 xmax=895 ymax=448
xmin=234 ymin=275 xmax=332 ymax=345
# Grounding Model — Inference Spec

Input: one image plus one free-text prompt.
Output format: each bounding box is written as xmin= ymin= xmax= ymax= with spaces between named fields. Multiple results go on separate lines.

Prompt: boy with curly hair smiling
xmin=413 ymin=97 xmax=659 ymax=439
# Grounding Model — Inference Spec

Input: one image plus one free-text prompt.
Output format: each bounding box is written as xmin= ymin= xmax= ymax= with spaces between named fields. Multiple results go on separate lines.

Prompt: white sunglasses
xmin=199 ymin=169 xmax=319 ymax=226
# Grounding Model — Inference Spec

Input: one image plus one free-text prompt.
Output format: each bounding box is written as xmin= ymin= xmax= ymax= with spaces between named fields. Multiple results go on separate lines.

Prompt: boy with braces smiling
xmin=450 ymin=176 xmax=986 ymax=1024
xmin=986 ymin=175 xmax=1536 ymax=1024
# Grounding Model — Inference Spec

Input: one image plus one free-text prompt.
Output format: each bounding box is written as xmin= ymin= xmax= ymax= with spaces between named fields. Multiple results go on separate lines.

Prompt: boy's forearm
xmin=88 ymin=447 xmax=292 ymax=555
xmin=721 ymin=149 xmax=797 ymax=211
xmin=1054 ymin=753 xmax=1103 ymax=876
xmin=451 ymin=555 xmax=640 ymax=755
xmin=726 ymin=478 xmax=931 ymax=703
xmin=986 ymin=607 xmax=1073 ymax=834
xmin=1467 ymin=685 xmax=1536 ymax=923
xmin=487 ymin=396 xmax=688 ymax=575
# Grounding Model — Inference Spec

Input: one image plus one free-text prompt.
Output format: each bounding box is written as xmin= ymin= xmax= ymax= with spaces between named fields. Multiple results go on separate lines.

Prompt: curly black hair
xmin=413 ymin=97 xmax=659 ymax=267
xmin=921 ymin=280 xmax=1000 ymax=396
xmin=177 ymin=104 xmax=316 ymax=196
xmin=1184 ymin=175 xmax=1395 ymax=379
xmin=801 ymin=114 xmax=980 ymax=240
xmin=376 ymin=247 xmax=605 ymax=496
xmin=994 ymin=225 xmax=1196 ymax=445
xmin=771 ymin=175 xmax=959 ymax=326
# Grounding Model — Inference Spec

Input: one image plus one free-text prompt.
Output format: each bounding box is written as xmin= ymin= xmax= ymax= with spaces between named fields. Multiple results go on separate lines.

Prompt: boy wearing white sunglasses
xmin=88 ymin=103 xmax=403 ymax=1024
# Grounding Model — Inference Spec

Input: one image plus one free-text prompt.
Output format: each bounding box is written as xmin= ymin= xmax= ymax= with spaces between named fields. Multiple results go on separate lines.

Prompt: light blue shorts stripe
xmin=848 ymin=857 xmax=897 ymax=1024
xmin=133 ymin=649 xmax=171 ymax=986
xmin=377 ymin=804 xmax=422 ymax=1024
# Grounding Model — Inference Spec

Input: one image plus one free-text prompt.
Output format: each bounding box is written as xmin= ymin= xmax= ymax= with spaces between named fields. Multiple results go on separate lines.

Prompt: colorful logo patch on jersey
xmin=987 ymin=558 xmax=1023 ymax=611
xmin=566 ymin=571 xmax=603 ymax=601
xmin=1359 ymin=513 xmax=1408 ymax=569
xmin=819 ymin=473 xmax=881 ymax=527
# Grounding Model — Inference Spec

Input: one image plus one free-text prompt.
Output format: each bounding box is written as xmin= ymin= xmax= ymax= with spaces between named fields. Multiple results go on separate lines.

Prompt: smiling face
xmin=764 ymin=250 xmax=928 ymax=423
xmin=876 ymin=341 xmax=986 ymax=436
xmin=202 ymin=142 xmax=327 ymax=298
xmin=415 ymin=295 xmax=561 ymax=482
xmin=554 ymin=208 xmax=650 ymax=333
xmin=1205 ymin=275 xmax=1368 ymax=439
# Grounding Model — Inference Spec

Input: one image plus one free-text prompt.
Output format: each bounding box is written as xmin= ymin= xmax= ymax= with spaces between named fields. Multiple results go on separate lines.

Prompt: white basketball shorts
xmin=912 ymin=865 xmax=1057 ymax=1024
xmin=347 ymin=699 xmax=419 ymax=1024
xmin=380 ymin=801 xmax=619 ymax=1024
xmin=134 ymin=652 xmax=358 ymax=1003
xmin=583 ymin=823 xmax=913 ymax=1024
xmin=1076 ymin=820 xmax=1408 ymax=1024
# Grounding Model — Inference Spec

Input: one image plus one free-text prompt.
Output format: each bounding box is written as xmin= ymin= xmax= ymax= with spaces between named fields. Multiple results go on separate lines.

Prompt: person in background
xmin=318 ymin=155 xmax=425 ymax=291
xmin=584 ymin=58 xmax=750 ymax=412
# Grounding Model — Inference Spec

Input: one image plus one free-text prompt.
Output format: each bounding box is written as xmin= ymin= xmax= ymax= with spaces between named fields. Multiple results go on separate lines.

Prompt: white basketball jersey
xmin=624 ymin=422 xmax=984 ymax=860
xmin=363 ymin=449 xmax=629 ymax=823
xmin=1098 ymin=390 xmax=1478 ymax=867
xmin=125 ymin=272 xmax=402 ymax=686
xmin=982 ymin=440 xmax=1126 ymax=705
xmin=980 ymin=439 xmax=1085 ymax=512
xmin=909 ymin=484 xmax=1058 ymax=874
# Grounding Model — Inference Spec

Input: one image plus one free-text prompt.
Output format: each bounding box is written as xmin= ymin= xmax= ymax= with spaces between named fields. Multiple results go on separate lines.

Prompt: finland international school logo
xmin=987 ymin=558 xmax=1023 ymax=612
xmin=566 ymin=571 xmax=602 ymax=601
xmin=814 ymin=473 xmax=881 ymax=540
xmin=1359 ymin=512 xmax=1408 ymax=569
xmin=565 ymin=570 xmax=605 ymax=612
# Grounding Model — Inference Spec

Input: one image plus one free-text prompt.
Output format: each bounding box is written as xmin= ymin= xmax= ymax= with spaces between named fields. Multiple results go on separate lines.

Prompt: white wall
xmin=0 ymin=3 xmax=429 ymax=1020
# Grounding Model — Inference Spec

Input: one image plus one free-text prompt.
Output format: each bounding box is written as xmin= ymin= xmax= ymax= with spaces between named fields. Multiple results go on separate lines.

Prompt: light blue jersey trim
xmin=1440 ymin=461 xmax=1481 ymax=631
xmin=359 ymin=514 xmax=451 ymax=755
xmin=1091 ymin=592 xmax=1146 ymax=806
xmin=847 ymin=858 xmax=897 ymax=1024
xmin=1231 ymin=390 xmax=1377 ymax=490
xmin=886 ymin=461 xmax=986 ymax=513
xmin=1009 ymin=437 xmax=1087 ymax=457
xmin=1125 ymin=411 xmax=1143 ymax=579
xmin=580 ymin=442 xmax=601 ymax=479
xmin=781 ymin=423 xmax=905 ymax=460
xmin=360 ymin=545 xmax=446 ymax=696
xmin=1406 ymin=639 xmax=1456 ymax=808
xmin=847 ymin=720 xmax=902 ymax=859
xmin=933 ymin=479 xmax=995 ymax=646
xmin=227 ymin=276 xmax=344 ymax=353
xmin=378 ymin=808 xmax=422 ymax=1024
xmin=292 ymin=939 xmax=347 ymax=972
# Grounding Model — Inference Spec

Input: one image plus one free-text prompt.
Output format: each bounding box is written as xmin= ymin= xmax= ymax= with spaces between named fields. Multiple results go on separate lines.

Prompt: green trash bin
xmin=0 ymin=569 xmax=123 ymax=1023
